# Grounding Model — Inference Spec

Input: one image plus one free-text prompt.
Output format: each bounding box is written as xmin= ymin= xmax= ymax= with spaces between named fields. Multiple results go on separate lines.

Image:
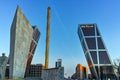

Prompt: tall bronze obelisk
xmin=45 ymin=7 xmax=50 ymax=69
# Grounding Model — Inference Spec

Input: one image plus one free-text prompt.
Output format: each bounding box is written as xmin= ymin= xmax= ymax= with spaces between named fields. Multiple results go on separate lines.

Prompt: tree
xmin=113 ymin=58 xmax=120 ymax=79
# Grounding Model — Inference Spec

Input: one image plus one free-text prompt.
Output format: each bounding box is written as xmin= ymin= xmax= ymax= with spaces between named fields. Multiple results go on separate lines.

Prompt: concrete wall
xmin=41 ymin=67 xmax=64 ymax=80
xmin=9 ymin=6 xmax=33 ymax=79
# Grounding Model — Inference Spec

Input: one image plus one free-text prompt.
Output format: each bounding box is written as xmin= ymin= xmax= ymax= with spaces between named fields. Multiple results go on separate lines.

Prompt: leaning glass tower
xmin=78 ymin=24 xmax=116 ymax=79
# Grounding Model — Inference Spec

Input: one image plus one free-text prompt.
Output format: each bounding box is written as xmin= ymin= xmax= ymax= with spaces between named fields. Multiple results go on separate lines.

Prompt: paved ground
xmin=5 ymin=77 xmax=42 ymax=80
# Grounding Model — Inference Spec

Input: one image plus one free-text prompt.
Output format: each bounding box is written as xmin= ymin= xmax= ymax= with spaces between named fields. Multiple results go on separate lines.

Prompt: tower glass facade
xmin=78 ymin=24 xmax=116 ymax=79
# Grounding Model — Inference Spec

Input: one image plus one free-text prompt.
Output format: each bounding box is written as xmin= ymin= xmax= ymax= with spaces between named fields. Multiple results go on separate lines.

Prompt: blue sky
xmin=0 ymin=0 xmax=120 ymax=76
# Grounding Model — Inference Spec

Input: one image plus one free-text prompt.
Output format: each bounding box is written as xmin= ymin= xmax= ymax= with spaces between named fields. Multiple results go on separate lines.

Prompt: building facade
xmin=25 ymin=64 xmax=43 ymax=78
xmin=78 ymin=24 xmax=116 ymax=79
xmin=55 ymin=59 xmax=62 ymax=68
xmin=25 ymin=26 xmax=40 ymax=75
xmin=9 ymin=6 xmax=40 ymax=79
xmin=71 ymin=64 xmax=88 ymax=80
xmin=42 ymin=59 xmax=64 ymax=80
xmin=41 ymin=67 xmax=64 ymax=80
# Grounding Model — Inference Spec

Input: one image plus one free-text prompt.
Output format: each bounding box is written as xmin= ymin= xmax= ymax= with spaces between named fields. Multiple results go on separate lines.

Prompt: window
xmin=96 ymin=27 xmax=100 ymax=36
xmin=95 ymin=66 xmax=99 ymax=76
xmin=90 ymin=51 xmax=98 ymax=64
xmin=99 ymin=51 xmax=110 ymax=64
xmin=81 ymin=26 xmax=95 ymax=36
xmin=100 ymin=66 xmax=114 ymax=75
xmin=78 ymin=28 xmax=83 ymax=41
xmin=97 ymin=37 xmax=105 ymax=49
xmin=81 ymin=40 xmax=87 ymax=53
xmin=85 ymin=53 xmax=93 ymax=67
xmin=89 ymin=67 xmax=96 ymax=77
xmin=85 ymin=38 xmax=96 ymax=49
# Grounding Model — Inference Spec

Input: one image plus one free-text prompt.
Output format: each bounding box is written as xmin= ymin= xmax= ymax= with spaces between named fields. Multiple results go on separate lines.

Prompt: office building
xmin=71 ymin=64 xmax=88 ymax=80
xmin=78 ymin=24 xmax=116 ymax=79
xmin=55 ymin=59 xmax=62 ymax=68
xmin=9 ymin=6 xmax=40 ymax=79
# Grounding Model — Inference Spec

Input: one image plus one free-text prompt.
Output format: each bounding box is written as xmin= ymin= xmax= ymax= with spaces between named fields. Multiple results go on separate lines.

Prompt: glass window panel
xmin=81 ymin=40 xmax=87 ymax=53
xmin=90 ymin=51 xmax=98 ymax=64
xmin=81 ymin=26 xmax=95 ymax=36
xmin=90 ymin=67 xmax=96 ymax=78
xmin=97 ymin=37 xmax=105 ymax=49
xmin=99 ymin=51 xmax=111 ymax=64
xmin=96 ymin=27 xmax=100 ymax=36
xmin=85 ymin=53 xmax=93 ymax=67
xmin=78 ymin=28 xmax=83 ymax=41
xmin=85 ymin=38 xmax=96 ymax=49
xmin=100 ymin=66 xmax=114 ymax=75
xmin=85 ymin=53 xmax=90 ymax=63
xmin=95 ymin=66 xmax=99 ymax=76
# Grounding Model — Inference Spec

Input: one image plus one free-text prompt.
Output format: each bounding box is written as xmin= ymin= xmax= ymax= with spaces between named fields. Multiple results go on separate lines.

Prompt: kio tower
xmin=78 ymin=24 xmax=116 ymax=79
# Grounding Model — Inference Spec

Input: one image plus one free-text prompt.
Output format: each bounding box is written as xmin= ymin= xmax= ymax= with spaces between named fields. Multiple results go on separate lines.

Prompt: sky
xmin=0 ymin=0 xmax=120 ymax=77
